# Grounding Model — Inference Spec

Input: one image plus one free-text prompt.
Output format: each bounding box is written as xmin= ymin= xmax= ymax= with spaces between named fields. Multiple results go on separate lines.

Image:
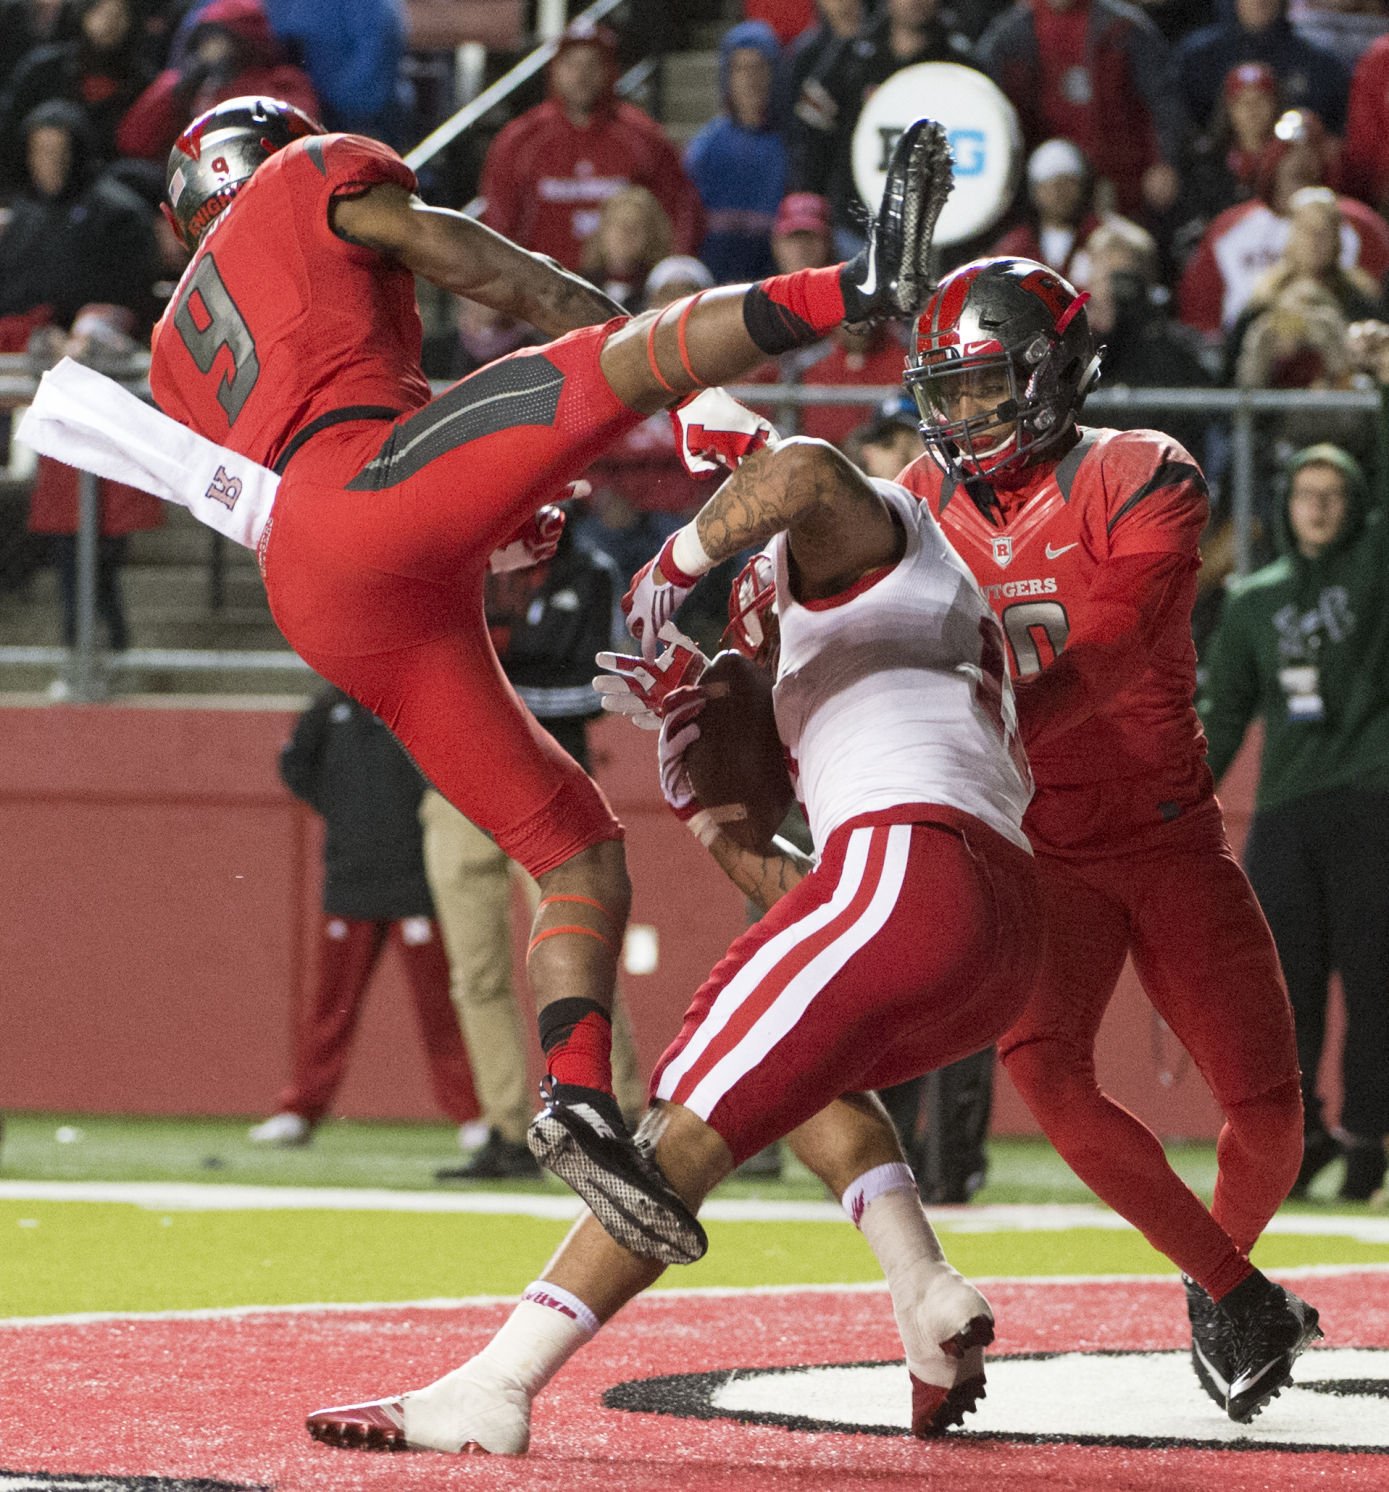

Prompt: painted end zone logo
xmin=606 ymin=1348 xmax=1389 ymax=1453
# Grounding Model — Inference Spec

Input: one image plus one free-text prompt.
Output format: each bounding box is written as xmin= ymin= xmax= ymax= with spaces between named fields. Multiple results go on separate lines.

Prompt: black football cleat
xmin=1183 ymin=1273 xmax=1229 ymax=1410
xmin=1217 ymin=1271 xmax=1322 ymax=1423
xmin=527 ymin=1079 xmax=708 ymax=1266
xmin=840 ymin=117 xmax=954 ymax=324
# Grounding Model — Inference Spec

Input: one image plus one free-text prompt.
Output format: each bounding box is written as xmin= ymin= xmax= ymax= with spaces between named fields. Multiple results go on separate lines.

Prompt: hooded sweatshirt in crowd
xmin=1198 ymin=440 xmax=1389 ymax=808
xmin=684 ymin=20 xmax=786 ymax=283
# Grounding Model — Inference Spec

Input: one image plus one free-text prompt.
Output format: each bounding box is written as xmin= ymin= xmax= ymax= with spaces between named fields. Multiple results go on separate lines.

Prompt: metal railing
xmin=2 ymin=360 xmax=1381 ymax=699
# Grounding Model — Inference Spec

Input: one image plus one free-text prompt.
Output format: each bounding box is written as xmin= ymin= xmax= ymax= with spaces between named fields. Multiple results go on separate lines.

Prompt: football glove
xmin=593 ymin=621 xmax=710 ymax=730
xmin=672 ymin=388 xmax=780 ymax=477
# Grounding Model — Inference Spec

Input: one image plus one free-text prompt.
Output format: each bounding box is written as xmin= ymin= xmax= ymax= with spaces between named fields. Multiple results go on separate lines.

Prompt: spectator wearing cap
xmin=1343 ymin=33 xmax=1389 ymax=213
xmin=1179 ymin=107 xmax=1389 ymax=337
xmin=976 ymin=0 xmax=1184 ymax=219
xmin=1170 ymin=0 xmax=1350 ymax=138
xmin=990 ymin=137 xmax=1102 ymax=283
xmin=685 ymin=20 xmax=787 ymax=284
xmin=479 ymin=21 xmax=702 ymax=273
xmin=770 ymin=190 xmax=835 ymax=270
xmin=786 ymin=0 xmax=976 ymax=252
xmin=115 ymin=0 xmax=319 ymax=162
xmin=164 ymin=0 xmax=404 ymax=138
xmin=1161 ymin=61 xmax=1283 ymax=269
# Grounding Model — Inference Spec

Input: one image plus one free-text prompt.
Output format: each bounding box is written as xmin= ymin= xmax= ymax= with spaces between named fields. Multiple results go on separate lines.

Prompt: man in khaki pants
xmin=423 ymin=520 xmax=645 ymax=1179
xmin=421 ymin=792 xmax=645 ymax=1178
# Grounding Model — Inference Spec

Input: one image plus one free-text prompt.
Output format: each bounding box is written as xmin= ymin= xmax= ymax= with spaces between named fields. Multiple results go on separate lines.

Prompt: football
xmin=684 ymin=650 xmax=794 ymax=853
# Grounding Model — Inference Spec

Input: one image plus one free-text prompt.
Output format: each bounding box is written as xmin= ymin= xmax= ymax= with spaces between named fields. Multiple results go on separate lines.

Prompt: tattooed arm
xmin=332 ymin=183 xmax=624 ymax=336
xmin=674 ymin=437 xmax=904 ymax=601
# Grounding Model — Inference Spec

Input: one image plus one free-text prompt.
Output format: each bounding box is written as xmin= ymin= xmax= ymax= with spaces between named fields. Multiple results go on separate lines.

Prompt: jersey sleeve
xmin=319 ymin=133 xmax=417 ymax=200
xmin=1099 ymin=428 xmax=1209 ymax=561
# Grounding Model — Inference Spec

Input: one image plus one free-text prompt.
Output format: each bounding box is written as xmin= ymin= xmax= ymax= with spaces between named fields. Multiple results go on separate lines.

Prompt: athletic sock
xmin=539 ymin=997 xmax=613 ymax=1094
xmin=743 ymin=266 xmax=848 ymax=354
xmin=843 ymin=1163 xmax=945 ymax=1289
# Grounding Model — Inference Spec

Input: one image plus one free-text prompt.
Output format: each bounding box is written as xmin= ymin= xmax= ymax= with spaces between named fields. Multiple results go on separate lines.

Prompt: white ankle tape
xmin=841 ymin=1162 xmax=917 ymax=1227
xmin=522 ymin=1280 xmax=600 ymax=1338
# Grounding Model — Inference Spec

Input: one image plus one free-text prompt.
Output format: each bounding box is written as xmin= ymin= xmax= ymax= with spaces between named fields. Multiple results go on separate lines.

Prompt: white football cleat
xmin=895 ymin=1261 xmax=995 ymax=1437
xmin=307 ymin=1358 xmax=532 ymax=1455
xmin=246 ymin=1111 xmax=311 ymax=1146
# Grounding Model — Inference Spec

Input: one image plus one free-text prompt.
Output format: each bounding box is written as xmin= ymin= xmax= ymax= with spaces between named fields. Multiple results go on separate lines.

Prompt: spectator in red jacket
xmin=115 ymin=0 xmax=319 ymax=162
xmin=976 ymin=0 xmax=1184 ymax=218
xmin=1343 ymin=32 xmax=1389 ymax=214
xmin=1179 ymin=108 xmax=1389 ymax=338
xmin=478 ymin=20 xmax=702 ymax=272
xmin=797 ymin=321 xmax=910 ymax=446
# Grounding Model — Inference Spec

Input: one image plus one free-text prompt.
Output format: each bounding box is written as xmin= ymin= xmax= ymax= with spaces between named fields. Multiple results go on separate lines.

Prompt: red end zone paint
xmin=0 ymin=1275 xmax=1384 ymax=1491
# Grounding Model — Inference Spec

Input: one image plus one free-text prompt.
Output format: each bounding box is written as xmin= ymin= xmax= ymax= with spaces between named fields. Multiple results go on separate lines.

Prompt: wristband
xmin=663 ymin=523 xmax=715 ymax=587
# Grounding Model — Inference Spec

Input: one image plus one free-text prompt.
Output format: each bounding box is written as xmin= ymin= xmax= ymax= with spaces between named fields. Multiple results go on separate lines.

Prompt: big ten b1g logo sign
xmin=852 ymin=63 xmax=1022 ymax=251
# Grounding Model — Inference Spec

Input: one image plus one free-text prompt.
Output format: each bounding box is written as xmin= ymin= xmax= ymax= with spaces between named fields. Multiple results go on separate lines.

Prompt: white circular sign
xmin=852 ymin=62 xmax=1022 ymax=248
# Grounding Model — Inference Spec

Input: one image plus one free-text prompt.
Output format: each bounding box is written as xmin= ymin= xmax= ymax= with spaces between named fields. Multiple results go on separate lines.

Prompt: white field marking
xmin=2 ymin=1263 xmax=1384 ymax=1331
xmin=710 ymin=1349 xmax=1389 ymax=1448
xmin=3 ymin=1182 xmax=1389 ymax=1242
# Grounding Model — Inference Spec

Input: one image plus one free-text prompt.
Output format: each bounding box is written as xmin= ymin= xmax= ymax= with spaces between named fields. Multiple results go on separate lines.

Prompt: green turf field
xmin=4 ymin=1112 xmax=1385 ymax=1319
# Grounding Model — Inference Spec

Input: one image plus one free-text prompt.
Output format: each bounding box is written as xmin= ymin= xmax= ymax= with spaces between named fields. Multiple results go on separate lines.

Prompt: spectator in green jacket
xmin=1198 ymin=436 xmax=1389 ymax=1202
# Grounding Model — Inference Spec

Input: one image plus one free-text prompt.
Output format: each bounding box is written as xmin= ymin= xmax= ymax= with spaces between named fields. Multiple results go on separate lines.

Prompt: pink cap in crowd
xmin=773 ymin=192 xmax=832 ymax=236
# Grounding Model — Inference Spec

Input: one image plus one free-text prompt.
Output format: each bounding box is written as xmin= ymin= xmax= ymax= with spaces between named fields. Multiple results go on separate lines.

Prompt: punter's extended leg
xmin=598 ymin=119 xmax=954 ymax=416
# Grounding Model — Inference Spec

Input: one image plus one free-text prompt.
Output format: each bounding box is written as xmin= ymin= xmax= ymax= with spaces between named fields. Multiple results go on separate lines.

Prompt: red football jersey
xmin=899 ymin=427 xmax=1213 ymax=855
xmin=150 ymin=134 xmax=431 ymax=469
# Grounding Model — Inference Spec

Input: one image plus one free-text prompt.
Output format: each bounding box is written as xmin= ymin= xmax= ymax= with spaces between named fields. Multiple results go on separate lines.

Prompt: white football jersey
xmin=769 ymin=478 xmax=1033 ymax=853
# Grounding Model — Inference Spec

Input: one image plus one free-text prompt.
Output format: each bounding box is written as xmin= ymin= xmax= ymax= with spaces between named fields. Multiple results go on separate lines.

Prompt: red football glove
xmin=672 ymin=388 xmax=780 ymax=477
xmin=593 ymin=622 xmax=710 ymax=730
xmin=657 ymin=685 xmax=708 ymax=824
xmin=487 ymin=483 xmax=587 ymax=573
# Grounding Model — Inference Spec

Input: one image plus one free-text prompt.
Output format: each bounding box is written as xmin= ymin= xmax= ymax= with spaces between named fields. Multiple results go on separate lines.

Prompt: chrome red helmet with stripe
xmin=905 ymin=256 xmax=1101 ymax=479
xmin=165 ymin=95 xmax=323 ymax=249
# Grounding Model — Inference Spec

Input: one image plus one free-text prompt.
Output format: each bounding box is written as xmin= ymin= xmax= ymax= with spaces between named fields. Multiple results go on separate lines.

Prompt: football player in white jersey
xmin=306 ymin=413 xmax=1045 ymax=1457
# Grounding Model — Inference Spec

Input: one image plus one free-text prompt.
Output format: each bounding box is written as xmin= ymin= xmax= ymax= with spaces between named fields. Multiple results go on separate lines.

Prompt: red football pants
xmin=999 ymin=804 xmax=1303 ymax=1297
xmin=278 ymin=916 xmax=479 ymax=1125
xmin=652 ymin=808 xmax=1043 ymax=1166
xmin=262 ymin=322 xmax=644 ymax=877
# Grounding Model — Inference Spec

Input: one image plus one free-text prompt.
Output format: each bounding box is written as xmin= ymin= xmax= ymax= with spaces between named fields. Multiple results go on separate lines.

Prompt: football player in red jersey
xmin=896 ymin=255 xmax=1321 ymax=1423
xmin=145 ymin=96 xmax=952 ymax=1266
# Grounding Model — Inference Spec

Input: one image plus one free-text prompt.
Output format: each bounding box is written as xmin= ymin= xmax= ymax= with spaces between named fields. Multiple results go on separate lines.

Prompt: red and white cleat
xmin=307 ymin=1398 xmax=415 ymax=1453
xmin=307 ymin=1360 xmax=532 ymax=1455
xmin=897 ymin=1262 xmax=996 ymax=1438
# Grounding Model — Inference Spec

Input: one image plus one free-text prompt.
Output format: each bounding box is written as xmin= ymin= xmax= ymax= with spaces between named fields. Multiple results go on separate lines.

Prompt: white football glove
xmin=671 ymin=388 xmax=780 ymax=477
xmin=622 ymin=530 xmax=707 ymax=658
xmin=593 ymin=621 xmax=710 ymax=730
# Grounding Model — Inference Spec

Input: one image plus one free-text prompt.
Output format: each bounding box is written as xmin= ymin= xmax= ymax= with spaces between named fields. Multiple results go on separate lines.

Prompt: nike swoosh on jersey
xmin=1045 ymin=541 xmax=1078 ymax=559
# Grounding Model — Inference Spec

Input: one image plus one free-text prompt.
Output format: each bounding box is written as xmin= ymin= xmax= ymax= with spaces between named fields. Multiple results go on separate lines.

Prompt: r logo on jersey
xmin=991 ymin=534 xmax=1014 ymax=568
xmin=205 ymin=465 xmax=243 ymax=510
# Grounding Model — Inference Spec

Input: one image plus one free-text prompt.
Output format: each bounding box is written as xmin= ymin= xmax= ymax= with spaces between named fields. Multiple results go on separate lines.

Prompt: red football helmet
xmin=165 ymin=95 xmax=323 ymax=249
xmin=722 ymin=550 xmax=778 ymax=666
xmin=905 ymin=257 xmax=1101 ymax=480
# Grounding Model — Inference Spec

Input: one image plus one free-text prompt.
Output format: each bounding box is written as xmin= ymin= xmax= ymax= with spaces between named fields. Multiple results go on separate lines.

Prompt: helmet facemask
xmin=722 ymin=550 xmax=779 ymax=669
xmin=905 ymin=258 xmax=1101 ymax=483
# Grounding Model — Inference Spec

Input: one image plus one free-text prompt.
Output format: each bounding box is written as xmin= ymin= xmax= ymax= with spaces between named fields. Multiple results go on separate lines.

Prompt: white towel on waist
xmin=16 ymin=357 xmax=278 ymax=550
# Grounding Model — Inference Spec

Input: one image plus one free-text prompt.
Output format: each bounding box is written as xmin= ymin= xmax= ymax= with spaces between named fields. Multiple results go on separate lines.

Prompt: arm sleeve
xmin=1195 ymin=594 xmax=1258 ymax=785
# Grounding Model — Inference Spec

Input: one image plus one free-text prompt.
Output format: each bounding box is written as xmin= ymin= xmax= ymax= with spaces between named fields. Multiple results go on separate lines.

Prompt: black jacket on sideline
xmin=279 ymin=687 xmax=435 ymax=920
